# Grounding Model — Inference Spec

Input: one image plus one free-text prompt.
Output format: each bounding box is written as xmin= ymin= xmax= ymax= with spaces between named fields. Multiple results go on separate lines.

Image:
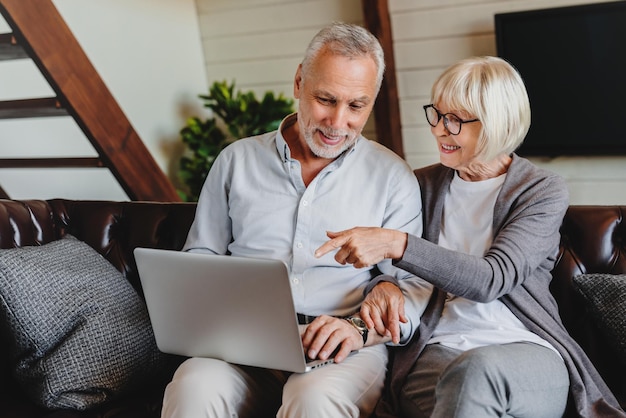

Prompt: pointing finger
xmin=315 ymin=235 xmax=348 ymax=258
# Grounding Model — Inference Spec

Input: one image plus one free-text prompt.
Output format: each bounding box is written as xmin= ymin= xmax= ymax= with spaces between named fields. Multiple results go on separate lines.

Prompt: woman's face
xmin=429 ymin=104 xmax=483 ymax=175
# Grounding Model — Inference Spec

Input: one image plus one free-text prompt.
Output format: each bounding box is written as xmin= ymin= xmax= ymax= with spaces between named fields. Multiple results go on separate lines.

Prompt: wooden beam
xmin=361 ymin=0 xmax=404 ymax=158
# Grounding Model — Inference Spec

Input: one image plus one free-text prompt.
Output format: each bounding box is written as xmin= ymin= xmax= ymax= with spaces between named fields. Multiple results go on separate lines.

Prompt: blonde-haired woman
xmin=316 ymin=56 xmax=625 ymax=418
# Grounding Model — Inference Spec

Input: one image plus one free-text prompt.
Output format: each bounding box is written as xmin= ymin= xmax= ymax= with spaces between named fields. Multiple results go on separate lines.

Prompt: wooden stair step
xmin=0 ymin=97 xmax=67 ymax=119
xmin=0 ymin=157 xmax=103 ymax=168
xmin=0 ymin=32 xmax=28 ymax=61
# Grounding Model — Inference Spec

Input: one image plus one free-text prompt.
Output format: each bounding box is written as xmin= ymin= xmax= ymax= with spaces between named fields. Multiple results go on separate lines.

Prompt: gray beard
xmin=303 ymin=129 xmax=358 ymax=159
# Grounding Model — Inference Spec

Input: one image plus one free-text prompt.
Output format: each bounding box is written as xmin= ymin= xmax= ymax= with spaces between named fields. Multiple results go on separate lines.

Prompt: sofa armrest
xmin=550 ymin=205 xmax=626 ymax=408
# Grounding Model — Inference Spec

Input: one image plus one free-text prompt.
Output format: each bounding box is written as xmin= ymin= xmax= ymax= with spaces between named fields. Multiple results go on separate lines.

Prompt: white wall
xmin=389 ymin=0 xmax=626 ymax=205
xmin=0 ymin=0 xmax=208 ymax=200
xmin=194 ymin=0 xmax=626 ymax=205
xmin=195 ymin=0 xmax=363 ymax=93
xmin=194 ymin=0 xmax=377 ymax=139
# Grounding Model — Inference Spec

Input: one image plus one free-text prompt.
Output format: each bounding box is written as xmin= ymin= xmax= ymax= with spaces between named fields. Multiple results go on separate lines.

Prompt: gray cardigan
xmin=375 ymin=155 xmax=625 ymax=418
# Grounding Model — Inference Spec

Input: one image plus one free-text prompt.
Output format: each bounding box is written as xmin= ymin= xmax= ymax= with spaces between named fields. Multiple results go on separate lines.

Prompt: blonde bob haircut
xmin=430 ymin=56 xmax=531 ymax=163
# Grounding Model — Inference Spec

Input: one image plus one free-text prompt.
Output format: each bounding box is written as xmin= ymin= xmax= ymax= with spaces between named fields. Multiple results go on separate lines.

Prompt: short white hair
xmin=431 ymin=56 xmax=531 ymax=162
xmin=301 ymin=22 xmax=385 ymax=94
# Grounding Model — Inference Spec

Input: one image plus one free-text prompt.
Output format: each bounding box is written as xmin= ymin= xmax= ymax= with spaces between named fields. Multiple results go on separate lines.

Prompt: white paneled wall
xmin=194 ymin=0 xmax=377 ymax=139
xmin=196 ymin=0 xmax=363 ymax=94
xmin=389 ymin=0 xmax=626 ymax=204
xmin=195 ymin=0 xmax=626 ymax=205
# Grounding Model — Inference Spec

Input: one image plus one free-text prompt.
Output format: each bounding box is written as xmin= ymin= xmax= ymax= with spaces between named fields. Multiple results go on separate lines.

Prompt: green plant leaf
xmin=177 ymin=80 xmax=295 ymax=201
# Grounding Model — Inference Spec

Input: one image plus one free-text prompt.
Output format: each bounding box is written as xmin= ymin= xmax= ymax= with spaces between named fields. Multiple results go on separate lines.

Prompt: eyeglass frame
xmin=423 ymin=104 xmax=480 ymax=135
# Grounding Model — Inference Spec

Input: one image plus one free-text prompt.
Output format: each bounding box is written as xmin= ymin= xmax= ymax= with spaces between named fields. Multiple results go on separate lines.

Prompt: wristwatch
xmin=346 ymin=316 xmax=368 ymax=345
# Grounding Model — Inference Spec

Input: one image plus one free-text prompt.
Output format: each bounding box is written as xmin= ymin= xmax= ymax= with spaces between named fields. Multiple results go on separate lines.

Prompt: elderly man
xmin=161 ymin=22 xmax=431 ymax=418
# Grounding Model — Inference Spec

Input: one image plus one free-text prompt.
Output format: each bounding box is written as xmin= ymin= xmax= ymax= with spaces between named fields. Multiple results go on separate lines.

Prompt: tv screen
xmin=495 ymin=1 xmax=626 ymax=157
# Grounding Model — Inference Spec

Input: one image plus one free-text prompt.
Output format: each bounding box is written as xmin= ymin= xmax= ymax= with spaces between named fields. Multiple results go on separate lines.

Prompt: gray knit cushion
xmin=0 ymin=234 xmax=166 ymax=410
xmin=572 ymin=273 xmax=626 ymax=365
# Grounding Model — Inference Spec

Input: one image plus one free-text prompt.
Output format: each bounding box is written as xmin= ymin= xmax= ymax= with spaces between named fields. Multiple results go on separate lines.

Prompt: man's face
xmin=294 ymin=47 xmax=378 ymax=159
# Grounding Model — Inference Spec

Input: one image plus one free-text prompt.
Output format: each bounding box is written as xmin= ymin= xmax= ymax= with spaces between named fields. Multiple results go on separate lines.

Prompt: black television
xmin=495 ymin=1 xmax=626 ymax=157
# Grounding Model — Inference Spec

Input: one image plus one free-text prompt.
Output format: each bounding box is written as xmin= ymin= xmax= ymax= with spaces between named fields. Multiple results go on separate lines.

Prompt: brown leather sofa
xmin=0 ymin=198 xmax=623 ymax=417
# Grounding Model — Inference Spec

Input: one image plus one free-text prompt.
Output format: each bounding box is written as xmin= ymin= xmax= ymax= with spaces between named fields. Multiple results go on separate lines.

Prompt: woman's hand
xmin=361 ymin=281 xmax=407 ymax=344
xmin=314 ymin=227 xmax=408 ymax=268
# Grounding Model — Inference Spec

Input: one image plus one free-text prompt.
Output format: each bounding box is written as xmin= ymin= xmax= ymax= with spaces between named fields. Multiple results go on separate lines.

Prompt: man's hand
xmin=360 ymin=282 xmax=407 ymax=344
xmin=314 ymin=227 xmax=408 ymax=268
xmin=300 ymin=315 xmax=364 ymax=363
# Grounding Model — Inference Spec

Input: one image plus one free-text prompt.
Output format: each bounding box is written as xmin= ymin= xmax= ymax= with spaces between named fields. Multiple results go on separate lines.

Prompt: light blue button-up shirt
xmin=184 ymin=114 xmax=432 ymax=342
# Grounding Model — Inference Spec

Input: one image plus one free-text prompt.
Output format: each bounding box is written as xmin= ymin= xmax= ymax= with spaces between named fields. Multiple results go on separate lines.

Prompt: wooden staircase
xmin=0 ymin=0 xmax=180 ymax=201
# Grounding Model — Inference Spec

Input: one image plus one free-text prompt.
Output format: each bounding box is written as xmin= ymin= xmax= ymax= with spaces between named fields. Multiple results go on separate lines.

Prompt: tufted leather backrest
xmin=46 ymin=199 xmax=197 ymax=293
xmin=0 ymin=199 xmax=197 ymax=292
xmin=0 ymin=199 xmax=624 ymax=411
xmin=0 ymin=200 xmax=58 ymax=247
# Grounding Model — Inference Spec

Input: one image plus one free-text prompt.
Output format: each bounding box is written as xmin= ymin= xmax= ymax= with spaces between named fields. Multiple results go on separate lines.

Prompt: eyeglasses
xmin=423 ymin=104 xmax=479 ymax=135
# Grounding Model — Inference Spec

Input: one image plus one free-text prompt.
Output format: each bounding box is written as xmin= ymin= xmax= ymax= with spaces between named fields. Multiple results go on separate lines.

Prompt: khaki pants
xmin=162 ymin=344 xmax=388 ymax=418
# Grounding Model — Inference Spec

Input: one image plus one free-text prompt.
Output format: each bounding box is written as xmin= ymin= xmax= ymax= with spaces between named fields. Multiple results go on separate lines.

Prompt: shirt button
xmin=296 ymin=242 xmax=303 ymax=249
xmin=302 ymin=200 xmax=308 ymax=206
xmin=292 ymin=277 xmax=300 ymax=284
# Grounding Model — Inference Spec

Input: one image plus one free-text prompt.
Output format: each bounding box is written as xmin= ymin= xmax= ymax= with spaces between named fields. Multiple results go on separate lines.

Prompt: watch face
xmin=350 ymin=317 xmax=366 ymax=330
xmin=348 ymin=317 xmax=368 ymax=344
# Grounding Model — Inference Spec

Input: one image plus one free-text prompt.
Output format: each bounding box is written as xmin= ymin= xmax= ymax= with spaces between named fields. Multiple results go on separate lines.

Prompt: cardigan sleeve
xmin=395 ymin=169 xmax=569 ymax=302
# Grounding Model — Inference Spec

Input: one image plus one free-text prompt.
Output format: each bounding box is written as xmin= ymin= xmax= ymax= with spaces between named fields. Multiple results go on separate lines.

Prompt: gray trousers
xmin=400 ymin=342 xmax=570 ymax=418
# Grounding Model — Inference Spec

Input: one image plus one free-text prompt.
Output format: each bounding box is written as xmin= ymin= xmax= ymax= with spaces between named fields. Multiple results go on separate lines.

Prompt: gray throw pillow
xmin=0 ymin=234 xmax=168 ymax=410
xmin=572 ymin=273 xmax=626 ymax=365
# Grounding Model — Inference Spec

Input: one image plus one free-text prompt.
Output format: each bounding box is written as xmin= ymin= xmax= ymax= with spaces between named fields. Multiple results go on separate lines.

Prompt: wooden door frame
xmin=361 ymin=0 xmax=404 ymax=159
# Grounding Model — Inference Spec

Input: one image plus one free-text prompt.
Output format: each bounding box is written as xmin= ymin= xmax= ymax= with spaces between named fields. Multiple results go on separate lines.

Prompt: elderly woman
xmin=315 ymin=56 xmax=624 ymax=418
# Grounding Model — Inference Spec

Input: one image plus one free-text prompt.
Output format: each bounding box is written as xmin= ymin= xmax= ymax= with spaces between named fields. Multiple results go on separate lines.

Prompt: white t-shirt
xmin=428 ymin=172 xmax=558 ymax=355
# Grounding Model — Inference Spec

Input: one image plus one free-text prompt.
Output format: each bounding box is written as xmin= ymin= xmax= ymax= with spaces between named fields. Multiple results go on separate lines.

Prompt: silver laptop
xmin=134 ymin=247 xmax=342 ymax=373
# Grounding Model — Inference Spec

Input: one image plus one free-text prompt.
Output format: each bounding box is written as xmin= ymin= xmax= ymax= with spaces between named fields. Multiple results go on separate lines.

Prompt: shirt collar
xmin=275 ymin=113 xmax=297 ymax=163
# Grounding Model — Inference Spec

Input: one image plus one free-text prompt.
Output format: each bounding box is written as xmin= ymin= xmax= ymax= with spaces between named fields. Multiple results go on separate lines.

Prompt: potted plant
xmin=178 ymin=80 xmax=294 ymax=201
